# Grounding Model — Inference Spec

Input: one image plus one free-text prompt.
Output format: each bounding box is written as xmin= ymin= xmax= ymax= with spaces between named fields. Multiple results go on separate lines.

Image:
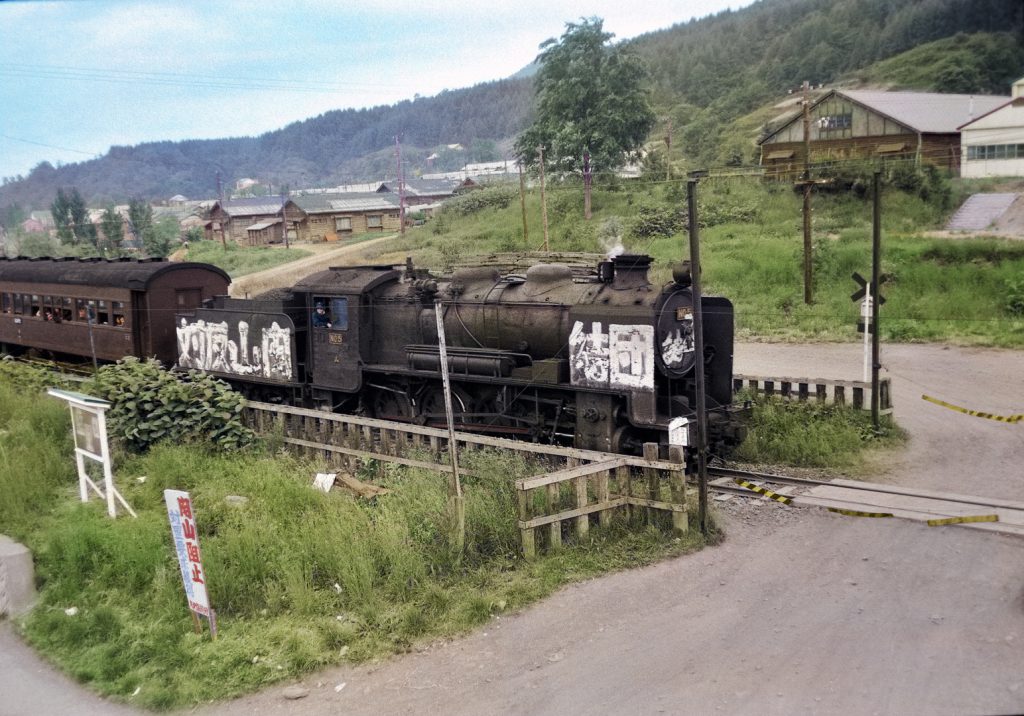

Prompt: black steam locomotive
xmin=176 ymin=254 xmax=743 ymax=455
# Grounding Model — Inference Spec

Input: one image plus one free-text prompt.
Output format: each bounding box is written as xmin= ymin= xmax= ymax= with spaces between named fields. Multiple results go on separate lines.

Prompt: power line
xmin=0 ymin=62 xmax=413 ymax=95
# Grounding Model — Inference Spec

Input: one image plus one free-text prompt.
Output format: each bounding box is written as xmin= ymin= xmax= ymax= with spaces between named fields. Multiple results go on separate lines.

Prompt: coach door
xmin=311 ymin=295 xmax=361 ymax=392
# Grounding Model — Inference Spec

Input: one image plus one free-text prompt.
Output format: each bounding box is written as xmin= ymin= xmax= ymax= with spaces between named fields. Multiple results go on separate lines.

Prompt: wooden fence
xmin=242 ymin=402 xmax=690 ymax=557
xmin=516 ymin=445 xmax=688 ymax=559
xmin=733 ymin=374 xmax=892 ymax=414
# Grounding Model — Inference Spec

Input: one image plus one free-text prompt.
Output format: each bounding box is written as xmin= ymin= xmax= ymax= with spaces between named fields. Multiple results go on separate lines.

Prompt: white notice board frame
xmin=47 ymin=388 xmax=136 ymax=518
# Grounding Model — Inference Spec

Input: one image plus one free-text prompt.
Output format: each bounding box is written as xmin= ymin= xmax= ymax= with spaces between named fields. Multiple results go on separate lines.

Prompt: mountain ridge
xmin=1 ymin=0 xmax=1021 ymax=210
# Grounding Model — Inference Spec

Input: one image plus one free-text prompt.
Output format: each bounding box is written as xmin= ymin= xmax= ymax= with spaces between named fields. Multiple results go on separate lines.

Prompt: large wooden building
xmin=204 ymin=197 xmax=303 ymax=246
xmin=759 ymin=89 xmax=1009 ymax=178
xmin=291 ymin=193 xmax=401 ymax=243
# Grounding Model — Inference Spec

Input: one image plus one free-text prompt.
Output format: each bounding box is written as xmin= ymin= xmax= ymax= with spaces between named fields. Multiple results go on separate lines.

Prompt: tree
xmin=1 ymin=203 xmax=27 ymax=231
xmin=127 ymin=197 xmax=154 ymax=244
xmin=99 ymin=205 xmax=124 ymax=252
xmin=515 ymin=17 xmax=655 ymax=219
xmin=142 ymin=215 xmax=179 ymax=258
xmin=51 ymin=187 xmax=96 ymax=246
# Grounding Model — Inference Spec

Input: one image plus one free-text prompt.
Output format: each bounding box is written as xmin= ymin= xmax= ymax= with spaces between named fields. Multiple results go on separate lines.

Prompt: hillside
xmin=0 ymin=0 xmax=1021 ymax=210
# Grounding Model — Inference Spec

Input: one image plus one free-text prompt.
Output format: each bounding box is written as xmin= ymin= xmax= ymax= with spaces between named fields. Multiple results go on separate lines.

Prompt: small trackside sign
xmin=164 ymin=490 xmax=212 ymax=618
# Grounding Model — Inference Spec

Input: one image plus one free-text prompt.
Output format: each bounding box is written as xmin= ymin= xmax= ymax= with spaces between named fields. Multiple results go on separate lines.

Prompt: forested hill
xmin=2 ymin=0 xmax=1022 ymax=209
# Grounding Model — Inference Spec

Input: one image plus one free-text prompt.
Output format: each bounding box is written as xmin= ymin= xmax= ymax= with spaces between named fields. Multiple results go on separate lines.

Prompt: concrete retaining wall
xmin=0 ymin=535 xmax=36 ymax=617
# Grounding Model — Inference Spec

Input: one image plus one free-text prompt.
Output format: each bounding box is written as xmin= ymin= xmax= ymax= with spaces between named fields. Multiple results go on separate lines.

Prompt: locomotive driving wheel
xmin=416 ymin=384 xmax=470 ymax=426
xmin=370 ymin=387 xmax=414 ymax=421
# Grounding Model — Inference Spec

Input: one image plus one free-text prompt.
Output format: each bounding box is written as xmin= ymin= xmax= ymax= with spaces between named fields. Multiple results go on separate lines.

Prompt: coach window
xmin=112 ymin=301 xmax=126 ymax=328
xmin=76 ymin=298 xmax=87 ymax=321
xmin=13 ymin=294 xmax=23 ymax=315
xmin=96 ymin=300 xmax=109 ymax=325
xmin=30 ymin=294 xmax=41 ymax=318
xmin=2 ymin=293 xmax=10 ymax=314
xmin=61 ymin=297 xmax=73 ymax=322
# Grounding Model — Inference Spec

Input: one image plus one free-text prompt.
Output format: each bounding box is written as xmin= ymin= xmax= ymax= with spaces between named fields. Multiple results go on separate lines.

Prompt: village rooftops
xmin=291 ymin=192 xmax=400 ymax=214
xmin=215 ymin=196 xmax=286 ymax=216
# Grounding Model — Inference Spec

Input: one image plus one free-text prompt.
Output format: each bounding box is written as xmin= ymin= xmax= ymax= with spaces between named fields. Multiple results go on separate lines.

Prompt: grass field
xmin=183 ymin=241 xmax=312 ymax=278
xmin=365 ymin=177 xmax=1024 ymax=347
xmin=0 ymin=359 xmax=904 ymax=710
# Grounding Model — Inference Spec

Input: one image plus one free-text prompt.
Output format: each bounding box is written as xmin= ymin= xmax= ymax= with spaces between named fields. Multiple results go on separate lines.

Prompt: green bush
xmin=630 ymin=204 xmax=684 ymax=239
xmin=86 ymin=358 xmax=254 ymax=452
xmin=440 ymin=186 xmax=517 ymax=217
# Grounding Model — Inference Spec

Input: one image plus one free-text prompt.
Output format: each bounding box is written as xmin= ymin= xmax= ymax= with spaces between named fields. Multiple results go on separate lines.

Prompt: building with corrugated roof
xmin=290 ymin=192 xmax=400 ymax=243
xmin=959 ymin=77 xmax=1024 ymax=178
xmin=205 ymin=196 xmax=302 ymax=245
xmin=759 ymin=89 xmax=1009 ymax=178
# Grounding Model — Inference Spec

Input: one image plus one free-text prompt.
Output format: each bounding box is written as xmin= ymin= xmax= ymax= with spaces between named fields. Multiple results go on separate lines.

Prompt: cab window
xmin=330 ymin=297 xmax=348 ymax=330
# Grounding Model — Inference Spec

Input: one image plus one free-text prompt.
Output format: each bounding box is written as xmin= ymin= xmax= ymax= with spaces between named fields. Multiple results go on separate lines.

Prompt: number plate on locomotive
xmin=329 ymin=333 xmax=343 ymax=345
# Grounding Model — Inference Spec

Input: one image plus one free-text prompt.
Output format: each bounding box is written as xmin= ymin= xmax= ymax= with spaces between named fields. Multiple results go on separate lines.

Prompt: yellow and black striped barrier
xmin=921 ymin=395 xmax=1022 ymax=424
xmin=927 ymin=514 xmax=999 ymax=527
xmin=826 ymin=507 xmax=894 ymax=518
xmin=733 ymin=478 xmax=792 ymax=505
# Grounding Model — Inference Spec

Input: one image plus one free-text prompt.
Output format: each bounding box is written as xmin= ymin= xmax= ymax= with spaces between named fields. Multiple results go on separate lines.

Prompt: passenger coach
xmin=0 ymin=257 xmax=230 ymax=364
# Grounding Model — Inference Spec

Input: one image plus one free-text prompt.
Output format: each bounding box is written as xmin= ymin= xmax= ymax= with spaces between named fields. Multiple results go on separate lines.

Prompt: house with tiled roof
xmin=291 ymin=193 xmax=400 ymax=242
xmin=759 ymin=88 xmax=1009 ymax=178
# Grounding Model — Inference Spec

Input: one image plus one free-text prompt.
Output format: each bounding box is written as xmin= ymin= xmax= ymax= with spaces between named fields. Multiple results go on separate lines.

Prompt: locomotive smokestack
xmin=611 ymin=254 xmax=653 ymax=289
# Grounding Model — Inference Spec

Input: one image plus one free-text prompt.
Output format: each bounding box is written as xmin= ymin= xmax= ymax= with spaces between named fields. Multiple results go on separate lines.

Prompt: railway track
xmin=708 ymin=465 xmax=1024 ymax=537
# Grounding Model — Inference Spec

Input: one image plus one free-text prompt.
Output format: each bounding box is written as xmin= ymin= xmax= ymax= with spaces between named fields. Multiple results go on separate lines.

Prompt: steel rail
xmin=708 ymin=465 xmax=1019 ymax=512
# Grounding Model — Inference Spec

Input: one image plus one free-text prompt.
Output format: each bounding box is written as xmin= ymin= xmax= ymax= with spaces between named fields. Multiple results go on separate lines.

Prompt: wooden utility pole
xmin=281 ymin=189 xmax=290 ymax=249
xmin=518 ymin=161 xmax=529 ymax=247
xmin=434 ymin=301 xmax=465 ymax=552
xmin=687 ymin=177 xmax=710 ymax=536
xmin=801 ymin=80 xmax=813 ymax=305
xmin=582 ymin=149 xmax=592 ymax=220
xmin=395 ymin=135 xmax=406 ymax=235
xmin=665 ymin=118 xmax=673 ymax=182
xmin=871 ymin=171 xmax=882 ymax=432
xmin=216 ymin=171 xmax=227 ymax=250
xmin=538 ymin=146 xmax=550 ymax=251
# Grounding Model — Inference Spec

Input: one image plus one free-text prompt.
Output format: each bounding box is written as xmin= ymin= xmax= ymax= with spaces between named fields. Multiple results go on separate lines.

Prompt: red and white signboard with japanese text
xmin=164 ymin=490 xmax=212 ymax=621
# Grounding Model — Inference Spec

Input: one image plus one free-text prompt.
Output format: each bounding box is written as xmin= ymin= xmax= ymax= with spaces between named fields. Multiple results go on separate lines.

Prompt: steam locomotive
xmin=176 ymin=254 xmax=744 ymax=455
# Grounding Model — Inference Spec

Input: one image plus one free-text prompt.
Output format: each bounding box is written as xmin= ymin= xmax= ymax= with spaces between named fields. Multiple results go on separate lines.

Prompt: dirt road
xmin=2 ymin=342 xmax=1022 ymax=716
xmin=228 ymin=235 xmax=399 ymax=298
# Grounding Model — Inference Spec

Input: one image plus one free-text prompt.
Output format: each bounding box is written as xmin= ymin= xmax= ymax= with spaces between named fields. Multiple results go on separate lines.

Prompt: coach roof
xmin=0 ymin=257 xmax=230 ymax=289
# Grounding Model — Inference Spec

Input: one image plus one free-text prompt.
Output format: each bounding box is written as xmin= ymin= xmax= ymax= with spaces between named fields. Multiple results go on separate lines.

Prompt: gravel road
xmin=2 ymin=342 xmax=1021 ymax=716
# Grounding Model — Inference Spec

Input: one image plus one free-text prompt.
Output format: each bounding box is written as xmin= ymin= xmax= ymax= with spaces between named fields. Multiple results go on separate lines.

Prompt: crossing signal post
xmin=851 ymin=171 xmax=887 ymax=432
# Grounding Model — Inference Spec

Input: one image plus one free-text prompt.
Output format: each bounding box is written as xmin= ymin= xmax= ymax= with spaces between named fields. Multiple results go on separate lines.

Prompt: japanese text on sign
xmin=164 ymin=489 xmax=211 ymax=617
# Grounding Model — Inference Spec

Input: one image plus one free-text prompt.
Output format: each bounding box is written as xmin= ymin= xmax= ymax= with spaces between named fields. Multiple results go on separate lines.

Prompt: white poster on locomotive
xmin=177 ymin=317 xmax=293 ymax=380
xmin=569 ymin=321 xmax=654 ymax=392
xmin=660 ymin=312 xmax=695 ymax=370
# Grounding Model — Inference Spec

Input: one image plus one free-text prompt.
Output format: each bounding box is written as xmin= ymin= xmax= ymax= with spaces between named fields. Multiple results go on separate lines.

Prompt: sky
xmin=0 ymin=0 xmax=748 ymax=181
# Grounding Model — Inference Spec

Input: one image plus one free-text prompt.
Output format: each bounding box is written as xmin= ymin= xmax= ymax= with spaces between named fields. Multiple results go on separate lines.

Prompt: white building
xmin=959 ymin=77 xmax=1024 ymax=178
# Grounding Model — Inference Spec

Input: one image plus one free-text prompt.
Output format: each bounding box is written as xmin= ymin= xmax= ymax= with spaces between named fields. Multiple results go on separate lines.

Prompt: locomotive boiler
xmin=176 ymin=254 xmax=742 ymax=456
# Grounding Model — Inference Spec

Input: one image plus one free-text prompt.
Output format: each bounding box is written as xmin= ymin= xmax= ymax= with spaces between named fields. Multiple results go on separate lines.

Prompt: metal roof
xmin=292 ymin=192 xmax=399 ymax=214
xmin=294 ymin=265 xmax=401 ymax=294
xmin=837 ymin=90 xmax=1008 ymax=134
xmin=246 ymin=219 xmax=281 ymax=231
xmin=0 ymin=257 xmax=229 ymax=289
xmin=218 ymin=196 xmax=285 ymax=217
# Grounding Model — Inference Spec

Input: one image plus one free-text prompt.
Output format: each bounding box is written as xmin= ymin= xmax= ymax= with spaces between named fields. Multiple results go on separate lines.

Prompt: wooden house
xmin=204 ymin=197 xmax=303 ymax=245
xmin=291 ymin=193 xmax=400 ymax=243
xmin=759 ymin=89 xmax=1009 ymax=179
